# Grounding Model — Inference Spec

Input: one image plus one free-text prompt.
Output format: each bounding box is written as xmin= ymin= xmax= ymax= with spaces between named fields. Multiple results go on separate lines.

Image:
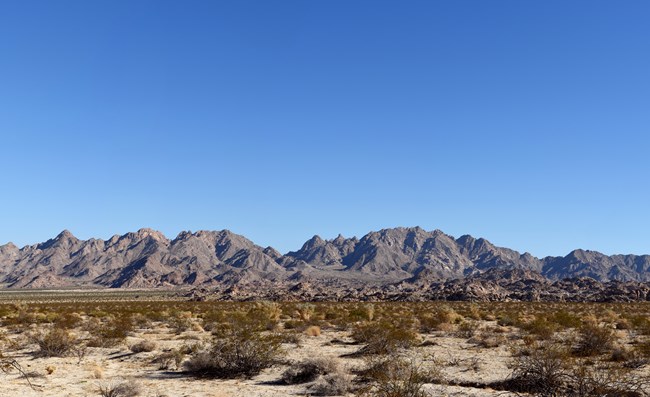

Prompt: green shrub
xmin=351 ymin=320 xmax=420 ymax=355
xmin=184 ymin=328 xmax=282 ymax=378
xmin=573 ymin=323 xmax=615 ymax=357
xmin=522 ymin=317 xmax=557 ymax=339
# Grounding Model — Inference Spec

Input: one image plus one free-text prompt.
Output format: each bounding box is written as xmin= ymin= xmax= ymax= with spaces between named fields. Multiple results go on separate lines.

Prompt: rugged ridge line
xmin=1 ymin=226 xmax=649 ymax=290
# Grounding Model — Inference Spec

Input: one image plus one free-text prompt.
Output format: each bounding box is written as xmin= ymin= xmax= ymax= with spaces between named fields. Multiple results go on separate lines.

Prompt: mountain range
xmin=1 ymin=227 xmax=649 ymax=290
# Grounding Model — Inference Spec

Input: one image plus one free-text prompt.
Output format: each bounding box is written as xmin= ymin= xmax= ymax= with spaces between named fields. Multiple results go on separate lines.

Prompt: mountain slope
xmin=1 ymin=227 xmax=649 ymax=288
xmin=0 ymin=228 xmax=292 ymax=288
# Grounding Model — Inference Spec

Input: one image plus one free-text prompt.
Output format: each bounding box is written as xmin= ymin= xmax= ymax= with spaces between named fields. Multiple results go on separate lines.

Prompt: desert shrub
xmin=1 ymin=354 xmax=35 ymax=390
xmin=305 ymin=325 xmax=321 ymax=337
xmin=347 ymin=304 xmax=375 ymax=322
xmin=418 ymin=307 xmax=459 ymax=333
xmin=497 ymin=314 xmax=519 ymax=327
xmin=470 ymin=332 xmax=504 ymax=348
xmin=464 ymin=304 xmax=483 ymax=320
xmin=567 ymin=364 xmax=650 ymax=397
xmin=629 ymin=316 xmax=650 ymax=335
xmin=54 ymin=312 xmax=84 ymax=329
xmin=152 ymin=349 xmax=186 ymax=370
xmin=551 ymin=310 xmax=582 ymax=329
xmin=129 ymin=340 xmax=157 ymax=353
xmin=616 ymin=318 xmax=632 ymax=330
xmin=522 ymin=317 xmax=558 ymax=339
xmin=282 ymin=357 xmax=340 ymax=384
xmin=249 ymin=301 xmax=282 ymax=329
xmin=611 ymin=347 xmax=633 ymax=362
xmin=498 ymin=343 xmax=570 ymax=396
xmin=295 ymin=303 xmax=316 ymax=322
xmin=283 ymin=319 xmax=306 ymax=330
xmin=276 ymin=330 xmax=302 ymax=345
xmin=98 ymin=379 xmax=142 ymax=397
xmin=351 ymin=320 xmax=420 ymax=355
xmin=210 ymin=310 xmax=277 ymax=338
xmin=310 ymin=371 xmax=354 ymax=396
xmin=130 ymin=313 xmax=152 ymax=329
xmin=167 ymin=313 xmax=192 ymax=334
xmin=634 ymin=340 xmax=650 ymax=359
xmin=355 ymin=356 xmax=442 ymax=397
xmin=3 ymin=309 xmax=43 ymax=329
xmin=573 ymin=323 xmax=615 ymax=357
xmin=456 ymin=320 xmax=479 ymax=338
xmin=87 ymin=315 xmax=133 ymax=347
xmin=31 ymin=328 xmax=78 ymax=357
xmin=184 ymin=329 xmax=281 ymax=378
xmin=617 ymin=341 xmax=650 ymax=369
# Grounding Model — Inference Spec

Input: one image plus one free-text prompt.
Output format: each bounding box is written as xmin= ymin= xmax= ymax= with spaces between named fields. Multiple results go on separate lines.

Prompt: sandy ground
xmin=1 ymin=323 xmax=527 ymax=397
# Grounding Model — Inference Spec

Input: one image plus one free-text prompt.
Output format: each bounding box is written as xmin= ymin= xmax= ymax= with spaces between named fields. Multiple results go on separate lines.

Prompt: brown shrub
xmin=355 ymin=356 xmax=443 ymax=397
xmin=97 ymin=379 xmax=142 ymax=397
xmin=456 ymin=320 xmax=479 ymax=338
xmin=152 ymin=349 xmax=185 ymax=371
xmin=129 ymin=340 xmax=157 ymax=353
xmin=282 ymin=357 xmax=340 ymax=384
xmin=54 ymin=312 xmax=84 ymax=329
xmin=31 ymin=328 xmax=78 ymax=357
xmin=418 ymin=307 xmax=459 ymax=333
xmin=305 ymin=326 xmax=321 ymax=337
xmin=310 ymin=371 xmax=354 ymax=396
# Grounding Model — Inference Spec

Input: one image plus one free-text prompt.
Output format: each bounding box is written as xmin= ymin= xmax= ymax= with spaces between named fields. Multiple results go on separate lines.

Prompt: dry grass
xmin=1 ymin=299 xmax=650 ymax=396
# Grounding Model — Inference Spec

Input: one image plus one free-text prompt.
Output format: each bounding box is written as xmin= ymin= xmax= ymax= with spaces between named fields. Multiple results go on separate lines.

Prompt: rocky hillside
xmin=1 ymin=227 xmax=649 ymax=289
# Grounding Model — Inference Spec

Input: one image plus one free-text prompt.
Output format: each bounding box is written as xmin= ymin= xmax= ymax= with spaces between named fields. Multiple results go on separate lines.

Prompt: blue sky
xmin=1 ymin=1 xmax=649 ymax=256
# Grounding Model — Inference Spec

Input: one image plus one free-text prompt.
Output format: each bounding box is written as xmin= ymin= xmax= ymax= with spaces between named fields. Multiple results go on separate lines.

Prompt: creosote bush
xmin=455 ymin=320 xmax=479 ymax=338
xmin=500 ymin=343 xmax=570 ymax=396
xmin=522 ymin=316 xmax=558 ymax=339
xmin=497 ymin=341 xmax=650 ymax=397
xmin=31 ymin=328 xmax=78 ymax=357
xmin=351 ymin=320 xmax=420 ymax=355
xmin=87 ymin=315 xmax=133 ymax=348
xmin=573 ymin=323 xmax=616 ymax=357
xmin=184 ymin=325 xmax=282 ymax=378
xmin=417 ymin=307 xmax=460 ymax=333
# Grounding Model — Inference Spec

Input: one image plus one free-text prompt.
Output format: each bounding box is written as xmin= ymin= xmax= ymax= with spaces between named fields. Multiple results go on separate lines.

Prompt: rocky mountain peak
xmin=174 ymin=230 xmax=194 ymax=241
xmin=302 ymin=235 xmax=325 ymax=249
xmin=38 ymin=229 xmax=80 ymax=250
xmin=57 ymin=229 xmax=76 ymax=239
xmin=134 ymin=228 xmax=167 ymax=242
xmin=1 ymin=227 xmax=650 ymax=289
xmin=0 ymin=242 xmax=18 ymax=251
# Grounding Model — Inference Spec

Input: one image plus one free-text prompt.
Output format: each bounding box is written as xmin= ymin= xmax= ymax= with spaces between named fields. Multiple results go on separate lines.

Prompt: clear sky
xmin=1 ymin=1 xmax=649 ymax=257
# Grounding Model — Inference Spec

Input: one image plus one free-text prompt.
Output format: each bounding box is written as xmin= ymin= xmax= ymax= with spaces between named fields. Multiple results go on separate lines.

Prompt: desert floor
xmin=2 ymin=299 xmax=650 ymax=397
xmin=3 ymin=324 xmax=518 ymax=397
